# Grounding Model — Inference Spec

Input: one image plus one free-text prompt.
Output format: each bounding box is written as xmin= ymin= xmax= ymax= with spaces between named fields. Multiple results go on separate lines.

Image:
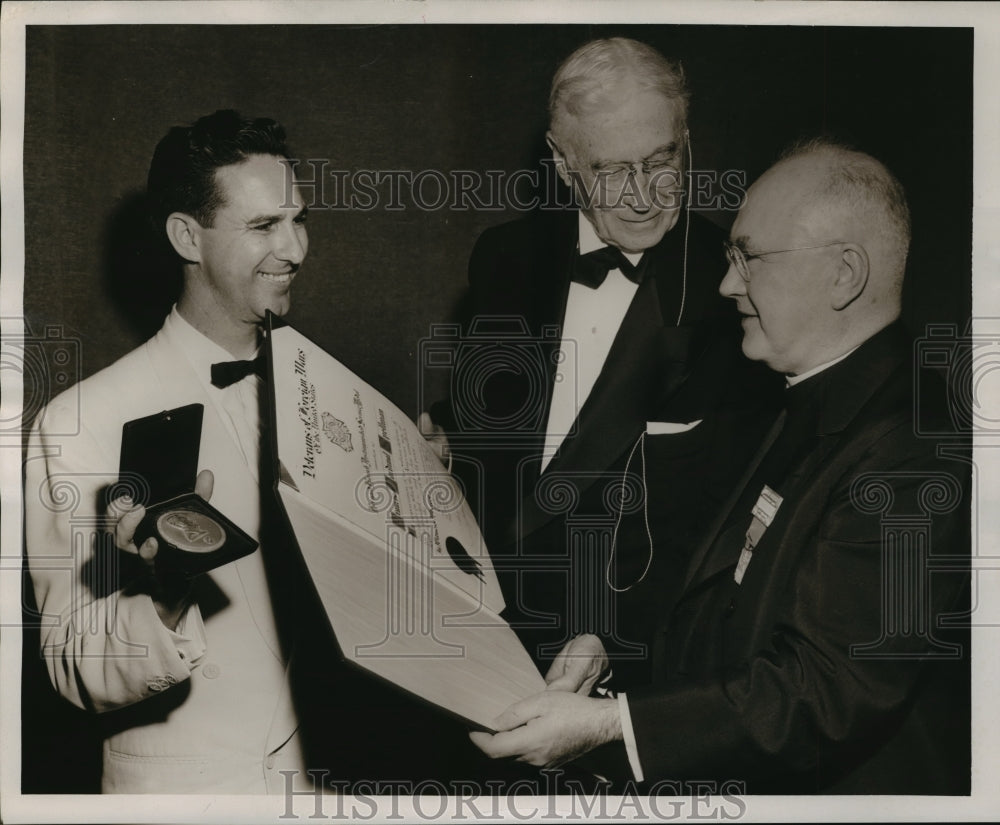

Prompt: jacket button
xmin=147 ymin=681 xmax=163 ymax=692
xmin=203 ymin=663 xmax=221 ymax=679
xmin=265 ymin=755 xmax=276 ymax=770
xmin=725 ymin=598 xmax=736 ymax=616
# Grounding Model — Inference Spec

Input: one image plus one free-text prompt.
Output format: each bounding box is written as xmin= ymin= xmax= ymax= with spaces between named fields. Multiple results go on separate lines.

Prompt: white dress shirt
xmin=149 ymin=309 xmax=269 ymax=666
xmin=541 ymin=214 xmax=643 ymax=472
xmin=169 ymin=309 xmax=263 ymax=480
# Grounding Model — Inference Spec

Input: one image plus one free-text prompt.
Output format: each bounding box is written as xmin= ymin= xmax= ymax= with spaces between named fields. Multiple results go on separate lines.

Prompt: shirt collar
xmin=164 ymin=306 xmax=260 ymax=394
xmin=578 ymin=213 xmax=643 ymax=267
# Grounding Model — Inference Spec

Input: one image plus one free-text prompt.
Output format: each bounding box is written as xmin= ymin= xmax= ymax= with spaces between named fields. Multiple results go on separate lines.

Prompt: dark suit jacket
xmin=438 ymin=208 xmax=780 ymax=668
xmin=626 ymin=323 xmax=971 ymax=793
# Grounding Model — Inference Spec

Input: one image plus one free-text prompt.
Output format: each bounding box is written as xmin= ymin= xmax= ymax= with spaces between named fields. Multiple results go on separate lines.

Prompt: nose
xmin=275 ymin=219 xmax=308 ymax=266
xmin=620 ymin=167 xmax=653 ymax=212
xmin=719 ymin=259 xmax=746 ymax=299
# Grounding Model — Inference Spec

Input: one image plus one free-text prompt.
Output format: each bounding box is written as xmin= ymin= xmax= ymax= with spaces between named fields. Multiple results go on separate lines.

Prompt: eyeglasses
xmin=590 ymin=157 xmax=682 ymax=195
xmin=724 ymin=240 xmax=847 ymax=283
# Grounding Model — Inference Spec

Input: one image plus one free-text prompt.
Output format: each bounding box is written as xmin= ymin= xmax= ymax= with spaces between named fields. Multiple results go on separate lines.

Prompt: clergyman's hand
xmin=469 ymin=691 xmax=622 ymax=768
xmin=106 ymin=469 xmax=214 ymax=630
xmin=544 ymin=633 xmax=609 ymax=695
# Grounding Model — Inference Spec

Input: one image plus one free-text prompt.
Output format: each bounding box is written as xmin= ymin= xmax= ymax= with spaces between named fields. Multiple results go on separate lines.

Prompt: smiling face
xmin=551 ymin=86 xmax=685 ymax=254
xmin=180 ymin=153 xmax=308 ymax=352
xmin=719 ymin=160 xmax=843 ymax=376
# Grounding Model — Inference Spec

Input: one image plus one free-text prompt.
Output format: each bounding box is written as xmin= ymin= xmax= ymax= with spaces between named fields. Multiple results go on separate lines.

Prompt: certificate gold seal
xmin=157 ymin=509 xmax=226 ymax=553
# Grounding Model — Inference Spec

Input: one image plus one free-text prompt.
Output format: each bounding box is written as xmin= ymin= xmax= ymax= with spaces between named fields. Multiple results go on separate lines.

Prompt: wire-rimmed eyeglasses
xmin=591 ymin=158 xmax=682 ymax=195
xmin=724 ymin=240 xmax=847 ymax=283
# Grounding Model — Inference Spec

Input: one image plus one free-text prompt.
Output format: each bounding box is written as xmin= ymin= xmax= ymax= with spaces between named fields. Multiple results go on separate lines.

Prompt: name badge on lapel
xmin=734 ymin=485 xmax=783 ymax=585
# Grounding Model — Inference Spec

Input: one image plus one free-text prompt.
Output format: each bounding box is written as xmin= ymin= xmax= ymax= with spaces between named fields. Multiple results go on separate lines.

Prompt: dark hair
xmin=146 ymin=109 xmax=290 ymax=233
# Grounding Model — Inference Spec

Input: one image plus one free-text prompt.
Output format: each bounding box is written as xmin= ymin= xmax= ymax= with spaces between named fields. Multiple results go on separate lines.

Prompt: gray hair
xmin=549 ymin=38 xmax=689 ymax=135
xmin=781 ymin=137 xmax=911 ymax=285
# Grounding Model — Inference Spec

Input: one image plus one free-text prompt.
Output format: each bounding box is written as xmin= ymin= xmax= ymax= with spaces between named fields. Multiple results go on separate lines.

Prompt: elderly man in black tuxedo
xmin=427 ymin=37 xmax=770 ymax=683
xmin=470 ymin=139 xmax=970 ymax=794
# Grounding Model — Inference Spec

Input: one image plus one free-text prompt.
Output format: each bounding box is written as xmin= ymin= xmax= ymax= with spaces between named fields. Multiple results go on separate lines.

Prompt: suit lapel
xmin=545 ymin=214 xmax=698 ymax=480
xmin=514 ymin=221 xmax=699 ymax=540
xmin=682 ymin=429 xmax=849 ymax=591
xmin=646 ymin=209 xmax=690 ymax=326
xmin=542 ymin=275 xmax=670 ymax=480
xmin=679 ymin=323 xmax=912 ymax=593
xmin=680 ymin=408 xmax=786 ymax=591
xmin=145 ymin=326 xmax=284 ymax=661
xmin=497 ymin=212 xmax=579 ymax=488
xmin=534 ymin=210 xmax=579 ymax=423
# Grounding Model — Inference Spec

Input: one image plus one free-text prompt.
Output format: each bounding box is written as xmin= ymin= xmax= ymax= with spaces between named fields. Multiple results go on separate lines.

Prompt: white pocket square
xmin=646 ymin=419 xmax=702 ymax=435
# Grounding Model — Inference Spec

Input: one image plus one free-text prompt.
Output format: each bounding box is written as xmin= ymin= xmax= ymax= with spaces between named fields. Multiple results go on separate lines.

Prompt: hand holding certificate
xmin=265 ymin=315 xmax=544 ymax=730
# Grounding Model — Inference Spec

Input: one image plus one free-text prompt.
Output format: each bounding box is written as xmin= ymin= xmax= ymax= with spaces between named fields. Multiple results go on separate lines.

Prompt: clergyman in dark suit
xmin=427 ymin=37 xmax=772 ymax=680
xmin=470 ymin=138 xmax=970 ymax=794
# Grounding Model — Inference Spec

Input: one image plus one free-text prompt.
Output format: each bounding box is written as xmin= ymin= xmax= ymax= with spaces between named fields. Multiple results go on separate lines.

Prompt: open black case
xmin=118 ymin=403 xmax=258 ymax=577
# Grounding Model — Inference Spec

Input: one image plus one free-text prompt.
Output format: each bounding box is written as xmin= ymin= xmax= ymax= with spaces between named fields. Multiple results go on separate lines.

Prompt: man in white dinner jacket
xmin=24 ymin=109 xmax=315 ymax=793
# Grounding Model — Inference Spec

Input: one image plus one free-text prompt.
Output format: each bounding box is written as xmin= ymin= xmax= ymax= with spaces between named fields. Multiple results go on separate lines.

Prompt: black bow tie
xmin=572 ymin=245 xmax=647 ymax=289
xmin=211 ymin=357 xmax=265 ymax=388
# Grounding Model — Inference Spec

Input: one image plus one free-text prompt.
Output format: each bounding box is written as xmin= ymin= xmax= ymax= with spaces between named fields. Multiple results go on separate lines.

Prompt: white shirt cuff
xmin=618 ymin=692 xmax=644 ymax=783
xmin=165 ymin=602 xmax=208 ymax=668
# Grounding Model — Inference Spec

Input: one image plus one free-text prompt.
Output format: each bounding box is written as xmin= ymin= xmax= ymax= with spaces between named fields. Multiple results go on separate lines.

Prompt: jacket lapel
xmin=682 ymin=429 xmax=846 ymax=591
xmin=513 ymin=222 xmax=699 ymax=540
xmin=542 ymin=275 xmax=671 ymax=480
xmin=545 ymin=213 xmax=699 ymax=480
xmin=145 ymin=325 xmax=284 ymax=660
xmin=679 ymin=323 xmax=912 ymax=593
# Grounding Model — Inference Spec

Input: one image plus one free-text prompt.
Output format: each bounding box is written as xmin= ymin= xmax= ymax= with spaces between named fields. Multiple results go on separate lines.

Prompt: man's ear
xmin=546 ymin=130 xmax=574 ymax=189
xmin=831 ymin=243 xmax=870 ymax=311
xmin=165 ymin=212 xmax=203 ymax=264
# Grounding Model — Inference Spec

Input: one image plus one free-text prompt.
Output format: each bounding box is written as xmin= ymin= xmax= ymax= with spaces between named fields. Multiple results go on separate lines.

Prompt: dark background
xmin=20 ymin=24 xmax=972 ymax=792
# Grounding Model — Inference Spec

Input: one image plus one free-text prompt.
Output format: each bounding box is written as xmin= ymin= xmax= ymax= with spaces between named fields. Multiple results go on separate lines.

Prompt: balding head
xmin=721 ymin=140 xmax=910 ymax=375
xmin=776 ymin=139 xmax=910 ymax=296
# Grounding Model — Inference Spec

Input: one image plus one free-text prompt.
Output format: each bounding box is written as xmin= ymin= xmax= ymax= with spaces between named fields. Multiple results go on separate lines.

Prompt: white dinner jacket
xmin=25 ymin=311 xmax=303 ymax=793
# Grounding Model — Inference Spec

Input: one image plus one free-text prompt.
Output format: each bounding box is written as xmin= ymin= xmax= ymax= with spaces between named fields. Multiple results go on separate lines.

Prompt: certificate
xmin=266 ymin=315 xmax=544 ymax=730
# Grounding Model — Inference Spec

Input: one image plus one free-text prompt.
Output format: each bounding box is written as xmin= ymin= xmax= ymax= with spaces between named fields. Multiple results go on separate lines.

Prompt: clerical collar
xmin=785 ymin=345 xmax=860 ymax=387
xmin=578 ymin=212 xmax=643 ymax=268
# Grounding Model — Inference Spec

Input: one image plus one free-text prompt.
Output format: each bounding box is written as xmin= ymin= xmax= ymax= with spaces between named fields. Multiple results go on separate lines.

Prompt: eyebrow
xmin=246 ymin=203 xmax=309 ymax=225
xmin=591 ymin=142 xmax=680 ymax=168
xmin=646 ymin=142 xmax=680 ymax=158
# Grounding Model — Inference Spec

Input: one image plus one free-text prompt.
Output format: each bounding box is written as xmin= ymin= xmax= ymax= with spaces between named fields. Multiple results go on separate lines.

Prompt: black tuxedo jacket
xmin=439 ymin=208 xmax=780 ymax=666
xmin=625 ymin=324 xmax=971 ymax=793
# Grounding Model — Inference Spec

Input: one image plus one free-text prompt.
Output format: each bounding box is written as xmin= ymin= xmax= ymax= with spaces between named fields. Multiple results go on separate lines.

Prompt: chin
xmin=259 ymin=297 xmax=291 ymax=319
xmin=613 ymin=213 xmax=676 ymax=252
xmin=740 ymin=333 xmax=768 ymax=365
